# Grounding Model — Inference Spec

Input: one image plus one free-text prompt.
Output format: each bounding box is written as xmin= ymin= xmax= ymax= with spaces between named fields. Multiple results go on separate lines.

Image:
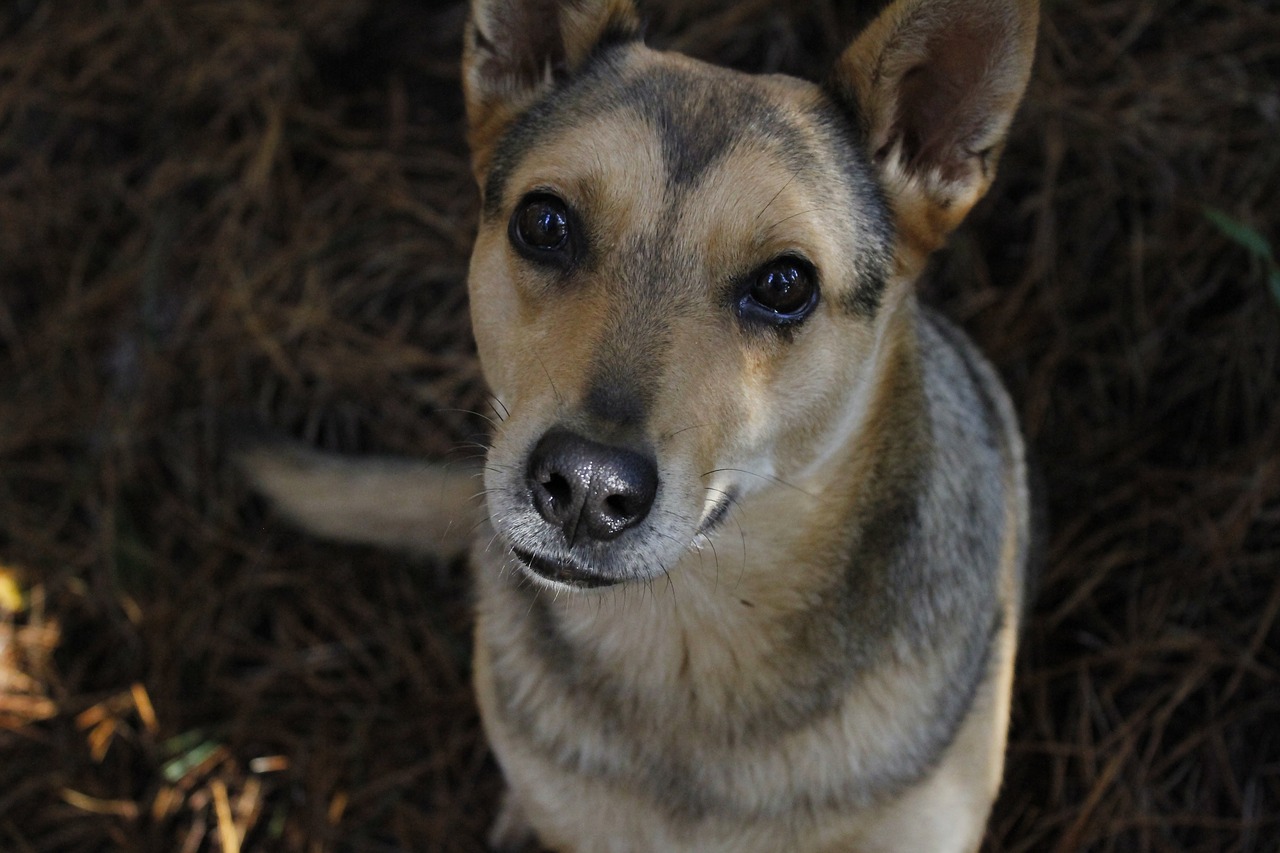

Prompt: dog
xmin=239 ymin=0 xmax=1039 ymax=849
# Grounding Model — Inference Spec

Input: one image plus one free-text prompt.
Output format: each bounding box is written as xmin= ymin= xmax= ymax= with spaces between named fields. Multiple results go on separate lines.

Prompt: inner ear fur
xmin=463 ymin=0 xmax=641 ymax=181
xmin=830 ymin=0 xmax=1038 ymax=267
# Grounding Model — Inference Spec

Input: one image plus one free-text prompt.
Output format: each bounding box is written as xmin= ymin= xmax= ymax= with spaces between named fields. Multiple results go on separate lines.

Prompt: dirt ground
xmin=1 ymin=0 xmax=1278 ymax=851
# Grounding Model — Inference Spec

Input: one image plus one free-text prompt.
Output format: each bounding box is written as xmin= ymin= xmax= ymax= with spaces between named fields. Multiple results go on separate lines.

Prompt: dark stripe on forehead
xmin=608 ymin=67 xmax=793 ymax=188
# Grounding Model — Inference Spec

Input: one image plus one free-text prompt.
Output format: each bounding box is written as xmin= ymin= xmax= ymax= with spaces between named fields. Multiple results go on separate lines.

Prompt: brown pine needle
xmin=130 ymin=682 xmax=159 ymax=734
xmin=60 ymin=789 xmax=139 ymax=819
xmin=248 ymin=755 xmax=289 ymax=774
xmin=211 ymin=780 xmax=240 ymax=853
xmin=87 ymin=719 xmax=117 ymax=762
xmin=327 ymin=791 xmax=348 ymax=826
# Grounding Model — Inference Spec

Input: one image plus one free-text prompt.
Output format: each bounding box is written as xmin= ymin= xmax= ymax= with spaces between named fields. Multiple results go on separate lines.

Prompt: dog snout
xmin=527 ymin=428 xmax=658 ymax=545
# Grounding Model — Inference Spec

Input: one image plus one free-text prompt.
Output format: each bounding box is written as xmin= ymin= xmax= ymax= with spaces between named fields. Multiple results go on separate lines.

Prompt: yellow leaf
xmin=0 ymin=568 xmax=24 ymax=613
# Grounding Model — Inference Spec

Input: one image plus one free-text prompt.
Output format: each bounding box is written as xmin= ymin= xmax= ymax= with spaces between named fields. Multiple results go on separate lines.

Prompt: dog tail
xmin=235 ymin=439 xmax=483 ymax=559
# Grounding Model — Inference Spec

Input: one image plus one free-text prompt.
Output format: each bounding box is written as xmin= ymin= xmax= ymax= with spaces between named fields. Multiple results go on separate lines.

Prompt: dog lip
xmin=696 ymin=488 xmax=737 ymax=537
xmin=510 ymin=546 xmax=619 ymax=589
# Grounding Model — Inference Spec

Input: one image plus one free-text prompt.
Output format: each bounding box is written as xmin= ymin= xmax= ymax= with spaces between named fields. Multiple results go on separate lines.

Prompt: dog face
xmin=469 ymin=51 xmax=896 ymax=588
xmin=463 ymin=0 xmax=1038 ymax=589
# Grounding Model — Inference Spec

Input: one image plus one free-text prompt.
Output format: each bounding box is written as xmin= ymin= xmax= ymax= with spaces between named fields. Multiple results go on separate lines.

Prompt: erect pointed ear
xmin=463 ymin=0 xmax=642 ymax=181
xmin=829 ymin=0 xmax=1038 ymax=272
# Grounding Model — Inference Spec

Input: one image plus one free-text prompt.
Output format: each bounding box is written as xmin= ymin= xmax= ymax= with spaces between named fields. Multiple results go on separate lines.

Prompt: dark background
xmin=1 ymin=0 xmax=1277 ymax=850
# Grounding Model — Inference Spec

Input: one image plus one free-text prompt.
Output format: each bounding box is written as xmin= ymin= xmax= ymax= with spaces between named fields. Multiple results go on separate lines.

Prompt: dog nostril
xmin=542 ymin=472 xmax=573 ymax=510
xmin=603 ymin=494 xmax=632 ymax=520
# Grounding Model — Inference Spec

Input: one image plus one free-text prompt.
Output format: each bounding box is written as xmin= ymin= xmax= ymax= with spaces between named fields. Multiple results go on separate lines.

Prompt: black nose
xmin=527 ymin=428 xmax=658 ymax=545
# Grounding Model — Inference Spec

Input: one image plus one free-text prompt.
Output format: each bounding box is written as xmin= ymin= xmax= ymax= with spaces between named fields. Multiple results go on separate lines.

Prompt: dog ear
xmin=830 ymin=0 xmax=1038 ymax=271
xmin=463 ymin=0 xmax=641 ymax=179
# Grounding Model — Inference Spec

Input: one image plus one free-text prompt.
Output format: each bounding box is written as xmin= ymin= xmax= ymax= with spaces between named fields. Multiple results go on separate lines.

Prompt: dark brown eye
xmin=511 ymin=194 xmax=573 ymax=259
xmin=739 ymin=256 xmax=818 ymax=326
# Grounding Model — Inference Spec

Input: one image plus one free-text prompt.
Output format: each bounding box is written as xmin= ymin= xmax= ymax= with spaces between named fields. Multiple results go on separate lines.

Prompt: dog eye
xmin=511 ymin=194 xmax=573 ymax=260
xmin=738 ymin=256 xmax=819 ymax=326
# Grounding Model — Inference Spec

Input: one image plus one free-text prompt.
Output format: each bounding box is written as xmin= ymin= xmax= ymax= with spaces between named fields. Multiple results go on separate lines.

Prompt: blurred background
xmin=1 ymin=0 xmax=1277 ymax=850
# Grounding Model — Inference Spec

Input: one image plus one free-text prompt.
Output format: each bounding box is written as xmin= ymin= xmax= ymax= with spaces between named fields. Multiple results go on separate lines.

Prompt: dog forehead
xmin=603 ymin=57 xmax=810 ymax=189
xmin=485 ymin=46 xmax=894 ymax=316
xmin=485 ymin=48 xmax=835 ymax=212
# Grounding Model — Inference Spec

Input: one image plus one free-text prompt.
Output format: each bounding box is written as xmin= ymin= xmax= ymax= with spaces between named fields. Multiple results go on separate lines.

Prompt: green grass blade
xmin=1204 ymin=207 xmax=1274 ymax=261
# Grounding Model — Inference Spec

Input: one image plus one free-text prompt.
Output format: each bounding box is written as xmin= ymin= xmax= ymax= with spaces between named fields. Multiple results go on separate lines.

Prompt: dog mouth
xmin=506 ymin=488 xmax=736 ymax=590
xmin=510 ymin=546 xmax=620 ymax=589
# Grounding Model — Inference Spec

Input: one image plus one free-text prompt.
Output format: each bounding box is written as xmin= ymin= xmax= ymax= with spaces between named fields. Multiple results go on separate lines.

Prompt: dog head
xmin=462 ymin=0 xmax=1037 ymax=589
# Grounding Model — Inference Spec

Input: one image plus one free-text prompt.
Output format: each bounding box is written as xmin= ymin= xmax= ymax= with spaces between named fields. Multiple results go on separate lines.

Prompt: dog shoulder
xmin=917 ymin=305 xmax=1032 ymax=610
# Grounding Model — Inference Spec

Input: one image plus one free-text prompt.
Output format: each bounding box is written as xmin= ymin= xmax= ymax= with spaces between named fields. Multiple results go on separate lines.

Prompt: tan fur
xmin=465 ymin=287 xmax=1030 ymax=852
xmin=241 ymin=1 xmax=1039 ymax=850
